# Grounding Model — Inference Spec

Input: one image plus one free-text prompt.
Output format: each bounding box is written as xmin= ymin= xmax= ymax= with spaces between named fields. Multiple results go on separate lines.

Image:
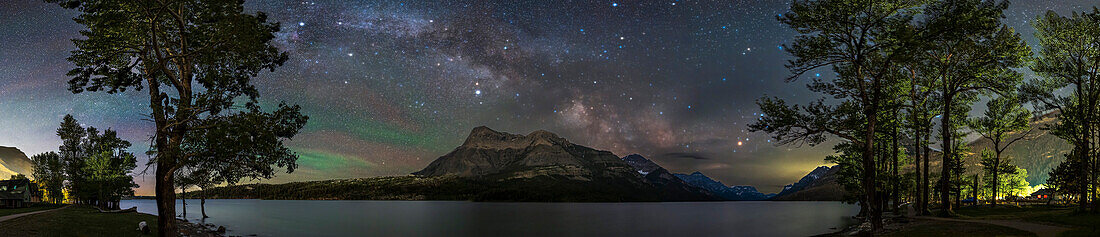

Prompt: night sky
xmin=2 ymin=0 xmax=1097 ymax=195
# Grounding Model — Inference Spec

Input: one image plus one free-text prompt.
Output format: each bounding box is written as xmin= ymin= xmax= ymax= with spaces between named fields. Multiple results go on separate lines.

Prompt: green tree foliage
xmin=1022 ymin=8 xmax=1100 ymax=212
xmin=176 ymin=103 xmax=307 ymax=218
xmin=913 ymin=0 xmax=1030 ymax=215
xmin=30 ymin=152 xmax=66 ymax=204
xmin=751 ymin=0 xmax=923 ymax=229
xmin=52 ymin=116 xmax=139 ymax=209
xmin=991 ymin=167 xmax=1030 ymax=198
xmin=56 ymin=114 xmax=86 ymax=199
xmin=181 ymin=104 xmax=308 ymax=186
xmin=968 ymin=96 xmax=1031 ymax=205
xmin=1048 ymin=154 xmax=1087 ymax=202
xmin=46 ymin=1 xmax=308 ymax=235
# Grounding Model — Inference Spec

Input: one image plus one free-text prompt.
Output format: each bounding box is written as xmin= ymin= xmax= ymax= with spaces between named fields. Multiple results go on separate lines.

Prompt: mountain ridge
xmin=770 ymin=165 xmax=846 ymax=201
xmin=0 ymin=146 xmax=34 ymax=179
xmin=674 ymin=171 xmax=775 ymax=200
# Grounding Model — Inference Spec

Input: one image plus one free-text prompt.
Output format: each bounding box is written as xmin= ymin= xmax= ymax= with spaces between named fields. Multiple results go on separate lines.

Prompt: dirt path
xmin=0 ymin=205 xmax=69 ymax=223
xmin=904 ymin=205 xmax=1070 ymax=237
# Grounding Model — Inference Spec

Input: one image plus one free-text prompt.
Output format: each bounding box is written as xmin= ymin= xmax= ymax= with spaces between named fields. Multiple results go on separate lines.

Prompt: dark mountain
xmin=415 ymin=126 xmax=640 ymax=180
xmin=412 ymin=127 xmax=662 ymax=201
xmin=775 ymin=166 xmax=831 ymax=197
xmin=620 ymin=154 xmax=720 ymax=201
xmin=0 ymin=146 xmax=34 ymax=179
xmin=622 ymin=154 xmax=662 ymax=175
xmin=916 ymin=113 xmax=1069 ymax=186
xmin=966 ymin=113 xmax=1068 ymax=185
xmin=674 ymin=172 xmax=774 ymax=201
xmin=770 ymin=166 xmax=846 ymax=201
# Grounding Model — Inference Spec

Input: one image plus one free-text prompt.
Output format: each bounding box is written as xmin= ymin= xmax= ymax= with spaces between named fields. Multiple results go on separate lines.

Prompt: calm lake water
xmin=120 ymin=199 xmax=858 ymax=237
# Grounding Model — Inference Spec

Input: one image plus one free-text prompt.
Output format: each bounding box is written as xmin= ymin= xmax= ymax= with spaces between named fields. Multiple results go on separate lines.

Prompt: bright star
xmin=475 ymin=90 xmax=482 ymax=95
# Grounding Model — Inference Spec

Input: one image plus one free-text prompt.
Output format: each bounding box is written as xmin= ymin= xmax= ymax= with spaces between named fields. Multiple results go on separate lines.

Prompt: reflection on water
xmin=121 ymin=199 xmax=858 ymax=237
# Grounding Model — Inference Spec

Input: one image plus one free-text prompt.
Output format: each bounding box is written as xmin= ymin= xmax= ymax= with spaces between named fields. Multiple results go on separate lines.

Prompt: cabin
xmin=1030 ymin=188 xmax=1054 ymax=200
xmin=0 ymin=179 xmax=39 ymax=208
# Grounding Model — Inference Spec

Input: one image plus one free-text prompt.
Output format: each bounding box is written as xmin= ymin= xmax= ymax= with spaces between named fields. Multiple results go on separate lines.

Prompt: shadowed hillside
xmin=0 ymin=146 xmax=34 ymax=178
xmin=966 ymin=113 xmax=1069 ymax=185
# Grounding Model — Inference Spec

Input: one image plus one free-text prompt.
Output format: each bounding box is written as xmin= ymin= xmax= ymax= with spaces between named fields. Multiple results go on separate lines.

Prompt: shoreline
xmin=106 ymin=208 xmax=232 ymax=237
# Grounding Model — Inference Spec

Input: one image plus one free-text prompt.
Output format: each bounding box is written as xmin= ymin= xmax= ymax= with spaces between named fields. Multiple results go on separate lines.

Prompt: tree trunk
xmin=914 ymin=126 xmax=924 ymax=215
xmin=892 ymin=118 xmax=900 ymax=214
xmin=155 ymin=158 xmax=177 ymax=237
xmin=201 ymin=190 xmax=208 ymax=219
xmin=940 ymin=94 xmax=954 ymax=216
xmin=992 ymin=152 xmax=1000 ymax=206
xmin=1079 ymin=146 xmax=1089 ymax=212
xmin=181 ymin=188 xmax=187 ymax=218
xmin=863 ymin=108 xmax=881 ymax=230
xmin=923 ymin=129 xmax=932 ymax=215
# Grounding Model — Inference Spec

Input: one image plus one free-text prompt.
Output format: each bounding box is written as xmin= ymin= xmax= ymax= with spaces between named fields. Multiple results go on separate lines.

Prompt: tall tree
xmin=967 ymin=96 xmax=1031 ymax=206
xmin=915 ymin=0 xmax=1030 ymax=216
xmin=901 ymin=63 xmax=939 ymax=215
xmin=47 ymin=1 xmax=308 ymax=235
xmin=57 ymin=114 xmax=86 ymax=202
xmin=31 ymin=152 xmax=66 ymax=204
xmin=752 ymin=0 xmax=922 ymax=230
xmin=1022 ymin=9 xmax=1100 ymax=212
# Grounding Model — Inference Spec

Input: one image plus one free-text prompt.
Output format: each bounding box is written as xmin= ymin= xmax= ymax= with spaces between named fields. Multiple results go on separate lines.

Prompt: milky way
xmin=2 ymin=0 xmax=1098 ymax=195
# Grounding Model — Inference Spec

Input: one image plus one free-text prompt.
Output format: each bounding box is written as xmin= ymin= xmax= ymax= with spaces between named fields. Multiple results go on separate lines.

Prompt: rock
xmin=217 ymin=226 xmax=226 ymax=233
xmin=137 ymin=221 xmax=150 ymax=234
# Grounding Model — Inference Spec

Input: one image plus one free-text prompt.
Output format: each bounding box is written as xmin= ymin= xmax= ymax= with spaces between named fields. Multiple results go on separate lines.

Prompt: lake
xmin=120 ymin=199 xmax=859 ymax=237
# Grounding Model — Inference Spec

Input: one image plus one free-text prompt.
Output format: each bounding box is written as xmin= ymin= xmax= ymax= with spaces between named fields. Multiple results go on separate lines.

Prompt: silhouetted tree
xmin=46 ymin=1 xmax=307 ymax=235
xmin=179 ymin=104 xmax=307 ymax=218
xmin=900 ymin=63 xmax=939 ymax=214
xmin=57 ymin=114 xmax=86 ymax=202
xmin=915 ymin=0 xmax=1030 ymax=216
xmin=1022 ymin=9 xmax=1100 ymax=212
xmin=31 ymin=152 xmax=65 ymax=204
xmin=752 ymin=0 xmax=925 ymax=229
xmin=968 ymin=96 xmax=1031 ymax=206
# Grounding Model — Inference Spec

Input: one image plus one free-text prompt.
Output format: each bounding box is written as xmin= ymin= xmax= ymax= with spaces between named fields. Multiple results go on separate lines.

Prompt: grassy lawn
xmin=0 ymin=203 xmax=65 ymax=217
xmin=0 ymin=205 xmax=158 ymax=237
xmin=953 ymin=205 xmax=1100 ymax=237
xmin=883 ymin=219 xmax=1036 ymax=237
xmin=954 ymin=205 xmax=1063 ymax=220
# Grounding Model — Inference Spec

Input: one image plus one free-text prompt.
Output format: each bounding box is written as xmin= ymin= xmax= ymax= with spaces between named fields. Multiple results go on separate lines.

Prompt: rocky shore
xmin=176 ymin=219 xmax=232 ymax=237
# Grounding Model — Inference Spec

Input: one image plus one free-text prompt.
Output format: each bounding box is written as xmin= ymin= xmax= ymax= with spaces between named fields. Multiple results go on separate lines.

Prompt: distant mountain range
xmin=0 ymin=146 xmax=34 ymax=179
xmin=409 ymin=126 xmax=674 ymax=201
xmin=620 ymin=154 xmax=722 ymax=201
xmin=191 ymin=126 xmax=855 ymax=202
xmin=770 ymin=166 xmax=846 ymax=201
xmin=672 ymin=172 xmax=776 ymax=200
xmin=197 ymin=127 xmax=719 ymax=201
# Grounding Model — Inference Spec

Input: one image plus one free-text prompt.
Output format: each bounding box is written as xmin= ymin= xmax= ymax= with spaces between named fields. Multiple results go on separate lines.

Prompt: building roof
xmin=1030 ymin=188 xmax=1053 ymax=196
